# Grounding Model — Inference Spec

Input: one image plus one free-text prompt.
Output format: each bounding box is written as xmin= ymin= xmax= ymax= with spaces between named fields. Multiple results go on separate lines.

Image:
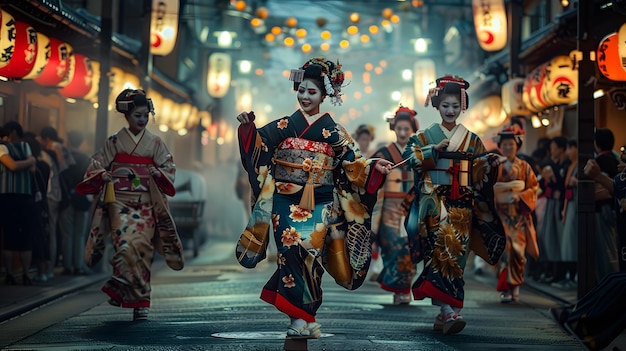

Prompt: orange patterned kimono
xmin=77 ymin=128 xmax=184 ymax=308
xmin=493 ymin=157 xmax=539 ymax=292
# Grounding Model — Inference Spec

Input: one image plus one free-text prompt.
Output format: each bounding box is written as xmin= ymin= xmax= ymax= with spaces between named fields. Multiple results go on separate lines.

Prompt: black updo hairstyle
xmin=427 ymin=75 xmax=470 ymax=110
xmin=293 ymin=63 xmax=327 ymax=95
xmin=115 ymin=89 xmax=153 ymax=115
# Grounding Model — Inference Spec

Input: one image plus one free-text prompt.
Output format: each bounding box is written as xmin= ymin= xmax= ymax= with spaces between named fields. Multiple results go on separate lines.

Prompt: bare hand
xmin=510 ymin=193 xmax=520 ymax=203
xmin=149 ymin=166 xmax=162 ymax=178
xmin=375 ymin=159 xmax=393 ymax=175
xmin=236 ymin=111 xmax=255 ymax=125
xmin=583 ymin=159 xmax=601 ymax=179
xmin=101 ymin=171 xmax=112 ymax=182
xmin=434 ymin=139 xmax=449 ymax=152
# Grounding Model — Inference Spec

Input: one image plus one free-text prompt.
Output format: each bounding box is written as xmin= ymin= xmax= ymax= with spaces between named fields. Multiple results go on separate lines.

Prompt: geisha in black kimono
xmin=235 ymin=58 xmax=391 ymax=338
xmin=403 ymin=75 xmax=506 ymax=335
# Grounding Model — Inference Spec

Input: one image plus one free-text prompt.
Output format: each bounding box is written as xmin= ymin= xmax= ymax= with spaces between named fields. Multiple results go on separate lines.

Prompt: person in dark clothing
xmin=59 ymin=130 xmax=92 ymax=275
xmin=23 ymin=132 xmax=52 ymax=283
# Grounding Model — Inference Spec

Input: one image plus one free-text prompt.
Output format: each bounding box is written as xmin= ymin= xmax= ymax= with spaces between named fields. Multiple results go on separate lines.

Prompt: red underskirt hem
xmin=260 ymin=289 xmax=316 ymax=323
xmin=412 ymin=280 xmax=463 ymax=309
xmin=379 ymin=281 xmax=411 ymax=294
xmin=102 ymin=286 xmax=151 ymax=308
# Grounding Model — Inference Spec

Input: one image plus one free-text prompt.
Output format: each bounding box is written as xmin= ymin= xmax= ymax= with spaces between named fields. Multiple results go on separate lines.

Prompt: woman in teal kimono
xmin=403 ymin=75 xmax=505 ymax=335
xmin=235 ymin=57 xmax=391 ymax=338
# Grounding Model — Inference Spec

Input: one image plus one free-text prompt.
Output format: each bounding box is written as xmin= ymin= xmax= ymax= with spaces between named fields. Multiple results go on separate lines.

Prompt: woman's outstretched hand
xmin=236 ymin=111 xmax=255 ymax=125
xmin=375 ymin=159 xmax=393 ymax=175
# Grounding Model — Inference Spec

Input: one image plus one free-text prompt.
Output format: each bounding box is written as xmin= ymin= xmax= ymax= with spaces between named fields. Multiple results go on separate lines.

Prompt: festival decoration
xmin=597 ymin=32 xmax=626 ymax=81
xmin=207 ymin=52 xmax=231 ymax=98
xmin=501 ymin=78 xmax=530 ymax=116
xmin=151 ymin=0 xmax=179 ymax=56
xmin=0 ymin=10 xmax=16 ymax=69
xmin=33 ymin=37 xmax=70 ymax=86
xmin=472 ymin=0 xmax=507 ymax=51
xmin=59 ymin=54 xmax=93 ymax=98
xmin=0 ymin=21 xmax=36 ymax=78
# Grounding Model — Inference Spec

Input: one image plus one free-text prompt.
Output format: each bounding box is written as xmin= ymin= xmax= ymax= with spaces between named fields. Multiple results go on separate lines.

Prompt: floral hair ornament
xmin=289 ymin=57 xmax=346 ymax=106
xmin=386 ymin=103 xmax=419 ymax=132
xmin=424 ymin=74 xmax=471 ymax=111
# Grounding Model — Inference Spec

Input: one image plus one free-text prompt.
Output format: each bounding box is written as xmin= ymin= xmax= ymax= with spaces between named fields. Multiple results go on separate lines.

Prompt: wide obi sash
xmin=494 ymin=180 xmax=525 ymax=204
xmin=430 ymin=152 xmax=472 ymax=187
xmin=110 ymin=154 xmax=154 ymax=192
xmin=273 ymin=137 xmax=336 ymax=186
xmin=383 ymin=168 xmax=413 ymax=198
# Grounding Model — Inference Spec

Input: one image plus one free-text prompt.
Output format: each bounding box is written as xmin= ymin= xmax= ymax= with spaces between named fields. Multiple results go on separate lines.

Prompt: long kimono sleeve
xmin=75 ymin=141 xmax=114 ymax=195
xmin=151 ymin=137 xmax=176 ymax=196
xmin=403 ymin=133 xmax=438 ymax=171
xmin=518 ymin=162 xmax=539 ymax=214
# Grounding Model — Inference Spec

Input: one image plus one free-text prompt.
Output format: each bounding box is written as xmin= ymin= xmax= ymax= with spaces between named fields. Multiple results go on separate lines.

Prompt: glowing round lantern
xmin=34 ymin=37 xmax=70 ymax=86
xmin=501 ymin=78 xmax=530 ymax=116
xmin=22 ymin=32 xmax=50 ymax=80
xmin=57 ymin=43 xmax=75 ymax=88
xmin=207 ymin=52 xmax=231 ymax=98
xmin=186 ymin=106 xmax=199 ymax=129
xmin=151 ymin=0 xmax=179 ymax=56
xmin=59 ymin=54 xmax=93 ymax=98
xmin=84 ymin=60 xmax=100 ymax=102
xmin=542 ymin=55 xmax=578 ymax=106
xmin=469 ymin=96 xmax=506 ymax=127
xmin=0 ymin=21 xmax=37 ymax=78
xmin=522 ymin=63 xmax=549 ymax=112
xmin=472 ymin=0 xmax=507 ymax=52
xmin=413 ymin=59 xmax=436 ymax=105
xmin=617 ymin=22 xmax=626 ymax=72
xmin=0 ymin=10 xmax=16 ymax=69
xmin=597 ymin=33 xmax=626 ymax=81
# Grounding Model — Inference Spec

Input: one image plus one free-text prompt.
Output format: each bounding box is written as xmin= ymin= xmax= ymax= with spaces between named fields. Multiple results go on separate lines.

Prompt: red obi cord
xmin=447 ymin=163 xmax=461 ymax=200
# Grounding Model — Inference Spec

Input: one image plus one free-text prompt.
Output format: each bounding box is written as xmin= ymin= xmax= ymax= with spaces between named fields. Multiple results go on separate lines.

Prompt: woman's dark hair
xmin=4 ymin=121 xmax=24 ymax=138
xmin=23 ymin=132 xmax=42 ymax=158
xmin=430 ymin=82 xmax=470 ymax=109
xmin=292 ymin=63 xmax=326 ymax=95
xmin=594 ymin=128 xmax=614 ymax=152
xmin=551 ymin=136 xmax=568 ymax=150
xmin=40 ymin=126 xmax=60 ymax=142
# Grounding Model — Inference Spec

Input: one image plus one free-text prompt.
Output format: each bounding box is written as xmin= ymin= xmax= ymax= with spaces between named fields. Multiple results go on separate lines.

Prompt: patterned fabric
xmin=371 ymin=143 xmax=415 ymax=294
xmin=237 ymin=110 xmax=384 ymax=322
xmin=403 ymin=123 xmax=505 ymax=308
xmin=494 ymin=157 xmax=538 ymax=291
xmin=77 ymin=128 xmax=184 ymax=309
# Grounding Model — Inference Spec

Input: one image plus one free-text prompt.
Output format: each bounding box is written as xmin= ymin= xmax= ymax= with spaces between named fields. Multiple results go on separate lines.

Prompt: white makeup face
xmin=393 ymin=120 xmax=413 ymax=146
xmin=437 ymin=95 xmax=462 ymax=123
xmin=297 ymin=79 xmax=324 ymax=115
xmin=126 ymin=105 xmax=150 ymax=135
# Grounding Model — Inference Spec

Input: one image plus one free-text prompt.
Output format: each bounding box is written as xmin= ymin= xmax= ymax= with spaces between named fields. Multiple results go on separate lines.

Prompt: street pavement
xmin=1 ymin=236 xmax=624 ymax=351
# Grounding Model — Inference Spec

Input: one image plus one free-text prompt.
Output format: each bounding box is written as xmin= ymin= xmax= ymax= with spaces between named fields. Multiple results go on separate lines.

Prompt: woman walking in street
xmin=403 ymin=75 xmax=505 ymax=335
xmin=493 ymin=126 xmax=539 ymax=303
xmin=76 ymin=89 xmax=184 ymax=321
xmin=235 ymin=57 xmax=391 ymax=338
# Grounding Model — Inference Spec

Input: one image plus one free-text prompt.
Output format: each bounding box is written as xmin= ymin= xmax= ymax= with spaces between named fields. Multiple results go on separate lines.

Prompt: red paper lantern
xmin=22 ymin=32 xmax=50 ymax=80
xmin=0 ymin=10 xmax=16 ymax=70
xmin=33 ymin=37 xmax=70 ymax=86
xmin=522 ymin=63 xmax=549 ymax=112
xmin=0 ymin=20 xmax=36 ymax=78
xmin=597 ymin=33 xmax=626 ymax=82
xmin=59 ymin=54 xmax=93 ymax=98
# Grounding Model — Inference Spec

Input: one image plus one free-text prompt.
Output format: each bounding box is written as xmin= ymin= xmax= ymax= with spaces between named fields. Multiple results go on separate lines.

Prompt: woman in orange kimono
xmin=76 ymin=89 xmax=184 ymax=321
xmin=493 ymin=126 xmax=539 ymax=303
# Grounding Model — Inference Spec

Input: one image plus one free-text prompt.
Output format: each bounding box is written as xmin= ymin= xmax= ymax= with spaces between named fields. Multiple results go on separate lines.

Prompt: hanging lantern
xmin=466 ymin=96 xmax=506 ymax=127
xmin=522 ymin=63 xmax=549 ymax=112
xmin=617 ymin=22 xmax=626 ymax=72
xmin=207 ymin=52 xmax=231 ymax=98
xmin=542 ymin=55 xmax=578 ymax=106
xmin=235 ymin=78 xmax=252 ymax=112
xmin=597 ymin=33 xmax=626 ymax=81
xmin=471 ymin=0 xmax=507 ymax=52
xmin=84 ymin=60 xmax=100 ymax=102
xmin=0 ymin=10 xmax=16 ymax=69
xmin=0 ymin=21 xmax=37 ymax=78
xmin=199 ymin=110 xmax=212 ymax=128
xmin=57 ymin=43 xmax=75 ymax=88
xmin=413 ymin=59 xmax=436 ymax=105
xmin=33 ymin=37 xmax=70 ymax=86
xmin=151 ymin=0 xmax=179 ymax=56
xmin=22 ymin=32 xmax=50 ymax=80
xmin=186 ymin=106 xmax=199 ymax=129
xmin=59 ymin=54 xmax=93 ymax=99
xmin=501 ymin=78 xmax=530 ymax=116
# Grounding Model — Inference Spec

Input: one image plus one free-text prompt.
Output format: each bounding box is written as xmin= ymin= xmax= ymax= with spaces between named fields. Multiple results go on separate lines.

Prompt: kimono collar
xmin=301 ymin=110 xmax=324 ymax=125
xmin=438 ymin=123 xmax=459 ymax=139
xmin=124 ymin=127 xmax=146 ymax=144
